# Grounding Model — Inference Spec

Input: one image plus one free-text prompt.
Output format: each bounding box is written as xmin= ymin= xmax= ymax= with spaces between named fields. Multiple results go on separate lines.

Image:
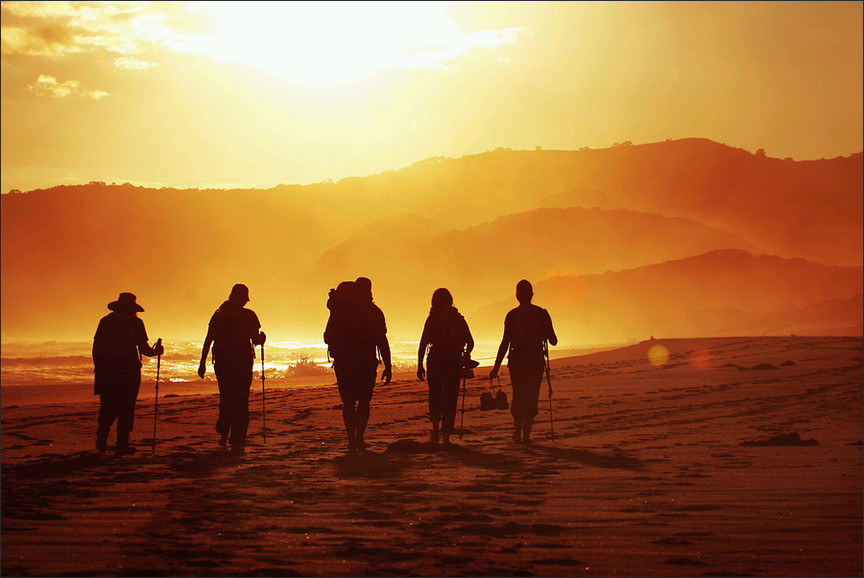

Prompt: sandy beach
xmin=2 ymin=335 xmax=861 ymax=577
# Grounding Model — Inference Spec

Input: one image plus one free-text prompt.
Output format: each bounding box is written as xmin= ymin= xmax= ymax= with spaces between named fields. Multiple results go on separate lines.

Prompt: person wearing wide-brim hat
xmin=92 ymin=292 xmax=164 ymax=454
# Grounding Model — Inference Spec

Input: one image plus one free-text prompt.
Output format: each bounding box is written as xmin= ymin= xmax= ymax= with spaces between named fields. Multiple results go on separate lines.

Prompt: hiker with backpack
xmin=324 ymin=277 xmax=392 ymax=451
xmin=489 ymin=279 xmax=557 ymax=444
xmin=92 ymin=292 xmax=164 ymax=454
xmin=198 ymin=283 xmax=266 ymax=453
xmin=417 ymin=288 xmax=476 ymax=445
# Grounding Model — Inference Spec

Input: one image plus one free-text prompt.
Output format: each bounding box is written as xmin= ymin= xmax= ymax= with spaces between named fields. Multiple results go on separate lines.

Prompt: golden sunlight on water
xmin=0 ymin=339 xmax=507 ymax=391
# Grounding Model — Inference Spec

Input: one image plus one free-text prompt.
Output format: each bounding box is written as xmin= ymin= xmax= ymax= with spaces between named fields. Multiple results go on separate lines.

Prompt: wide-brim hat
xmin=108 ymin=292 xmax=144 ymax=312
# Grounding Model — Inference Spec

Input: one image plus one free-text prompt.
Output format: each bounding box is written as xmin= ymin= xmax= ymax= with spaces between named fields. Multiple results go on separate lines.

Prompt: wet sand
xmin=2 ymin=336 xmax=862 ymax=577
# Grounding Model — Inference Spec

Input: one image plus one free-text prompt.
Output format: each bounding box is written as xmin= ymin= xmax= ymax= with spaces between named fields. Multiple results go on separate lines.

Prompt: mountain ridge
xmin=2 ymin=138 xmax=861 ymax=344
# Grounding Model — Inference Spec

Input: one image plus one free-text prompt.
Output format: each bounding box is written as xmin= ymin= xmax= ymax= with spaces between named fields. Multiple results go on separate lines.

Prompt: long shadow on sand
xmin=164 ymin=448 xmax=249 ymax=477
xmin=331 ymin=439 xmax=645 ymax=479
xmin=524 ymin=443 xmax=646 ymax=471
xmin=332 ymin=449 xmax=414 ymax=479
xmin=3 ymin=446 xmax=250 ymax=488
xmin=333 ymin=439 xmax=529 ymax=479
xmin=387 ymin=438 xmax=529 ymax=472
xmin=1 ymin=450 xmax=107 ymax=480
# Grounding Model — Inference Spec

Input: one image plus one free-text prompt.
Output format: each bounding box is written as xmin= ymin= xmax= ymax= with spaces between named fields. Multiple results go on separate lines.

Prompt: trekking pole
xmin=152 ymin=338 xmax=162 ymax=453
xmin=543 ymin=341 xmax=555 ymax=440
xmin=261 ymin=343 xmax=266 ymax=444
xmin=459 ymin=377 xmax=467 ymax=441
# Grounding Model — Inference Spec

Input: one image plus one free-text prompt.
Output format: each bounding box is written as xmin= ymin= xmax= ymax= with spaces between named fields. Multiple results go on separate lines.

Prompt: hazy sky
xmin=2 ymin=1 xmax=862 ymax=194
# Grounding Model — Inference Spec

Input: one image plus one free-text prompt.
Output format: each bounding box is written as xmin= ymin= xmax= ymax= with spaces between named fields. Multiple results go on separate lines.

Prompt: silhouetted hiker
xmin=324 ymin=277 xmax=392 ymax=450
xmin=489 ymin=279 xmax=557 ymax=444
xmin=417 ymin=288 xmax=475 ymax=445
xmin=198 ymin=284 xmax=266 ymax=453
xmin=92 ymin=292 xmax=164 ymax=454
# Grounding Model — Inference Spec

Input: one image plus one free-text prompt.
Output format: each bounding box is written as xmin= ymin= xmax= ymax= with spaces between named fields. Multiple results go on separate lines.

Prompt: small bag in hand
xmin=480 ymin=390 xmax=495 ymax=410
xmin=480 ymin=376 xmax=508 ymax=410
xmin=494 ymin=388 xmax=508 ymax=410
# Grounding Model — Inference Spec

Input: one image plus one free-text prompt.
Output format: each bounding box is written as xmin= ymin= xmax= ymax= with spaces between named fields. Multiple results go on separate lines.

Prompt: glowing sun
xmin=175 ymin=1 xmax=519 ymax=86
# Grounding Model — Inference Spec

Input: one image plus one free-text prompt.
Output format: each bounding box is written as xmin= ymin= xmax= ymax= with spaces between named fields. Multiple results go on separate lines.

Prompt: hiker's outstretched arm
xmin=464 ymin=319 xmax=475 ymax=356
xmin=546 ymin=310 xmax=558 ymax=347
xmin=198 ymin=328 xmax=213 ymax=378
xmin=417 ymin=319 xmax=431 ymax=380
xmin=489 ymin=332 xmax=509 ymax=379
xmin=379 ymin=337 xmax=392 ymax=384
xmin=138 ymin=338 xmax=163 ymax=358
xmin=417 ymin=341 xmax=429 ymax=381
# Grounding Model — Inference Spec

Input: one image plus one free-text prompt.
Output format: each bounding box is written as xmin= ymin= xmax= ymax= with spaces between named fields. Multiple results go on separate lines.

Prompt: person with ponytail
xmin=417 ymin=288 xmax=475 ymax=445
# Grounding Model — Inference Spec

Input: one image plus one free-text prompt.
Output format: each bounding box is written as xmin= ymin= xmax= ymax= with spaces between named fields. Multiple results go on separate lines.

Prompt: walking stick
xmin=261 ymin=343 xmax=266 ymax=444
xmin=152 ymin=338 xmax=162 ymax=453
xmin=543 ymin=340 xmax=555 ymax=440
xmin=459 ymin=376 xmax=467 ymax=441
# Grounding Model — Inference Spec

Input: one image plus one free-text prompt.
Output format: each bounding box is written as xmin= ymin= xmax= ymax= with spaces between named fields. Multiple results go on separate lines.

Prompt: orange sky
xmin=1 ymin=1 xmax=862 ymax=194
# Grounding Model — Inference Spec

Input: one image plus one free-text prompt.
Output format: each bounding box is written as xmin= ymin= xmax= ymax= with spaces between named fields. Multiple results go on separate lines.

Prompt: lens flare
xmin=648 ymin=344 xmax=670 ymax=367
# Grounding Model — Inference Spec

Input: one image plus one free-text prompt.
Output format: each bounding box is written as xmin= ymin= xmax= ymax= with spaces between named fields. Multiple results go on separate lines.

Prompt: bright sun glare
xmin=174 ymin=1 xmax=516 ymax=86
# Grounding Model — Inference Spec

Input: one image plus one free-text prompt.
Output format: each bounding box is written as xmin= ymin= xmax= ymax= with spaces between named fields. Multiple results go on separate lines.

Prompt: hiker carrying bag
xmin=480 ymin=390 xmax=495 ymax=410
xmin=481 ymin=376 xmax=508 ymax=410
xmin=493 ymin=376 xmax=508 ymax=410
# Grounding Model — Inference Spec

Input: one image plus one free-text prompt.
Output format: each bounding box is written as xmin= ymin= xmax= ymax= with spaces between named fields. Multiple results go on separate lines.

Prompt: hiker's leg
xmin=510 ymin=360 xmax=543 ymax=443
xmin=335 ymin=363 xmax=357 ymax=448
xmin=353 ymin=364 xmax=377 ymax=447
xmin=214 ymin=369 xmax=231 ymax=442
xmin=229 ymin=368 xmax=253 ymax=448
xmin=442 ymin=414 xmax=456 ymax=445
xmin=229 ymin=384 xmax=252 ymax=448
xmin=427 ymin=365 xmax=445 ymax=442
xmin=440 ymin=369 xmax=461 ymax=444
xmin=522 ymin=363 xmax=543 ymax=443
xmin=510 ymin=374 xmax=525 ymax=443
xmin=427 ymin=378 xmax=442 ymax=424
xmin=355 ymin=399 xmax=370 ymax=445
xmin=341 ymin=402 xmax=357 ymax=447
xmin=114 ymin=368 xmax=141 ymax=452
xmin=115 ymin=390 xmax=136 ymax=449
xmin=429 ymin=378 xmax=440 ymax=443
xmin=97 ymin=392 xmax=117 ymax=452
xmin=522 ymin=416 xmax=534 ymax=443
xmin=512 ymin=416 xmax=523 ymax=443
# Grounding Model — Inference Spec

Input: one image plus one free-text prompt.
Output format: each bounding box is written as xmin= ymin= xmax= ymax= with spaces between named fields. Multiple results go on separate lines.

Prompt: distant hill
xmin=304 ymin=207 xmax=764 ymax=333
xmin=291 ymin=138 xmax=862 ymax=266
xmin=1 ymin=184 xmax=335 ymax=340
xmin=467 ymin=250 xmax=862 ymax=344
xmin=739 ymin=294 xmax=863 ymax=337
xmin=2 ymin=139 xmax=861 ymax=344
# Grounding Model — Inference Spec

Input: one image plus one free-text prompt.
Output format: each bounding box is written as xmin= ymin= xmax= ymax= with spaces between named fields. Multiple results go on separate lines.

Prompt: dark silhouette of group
xmin=92 ymin=279 xmax=555 ymax=454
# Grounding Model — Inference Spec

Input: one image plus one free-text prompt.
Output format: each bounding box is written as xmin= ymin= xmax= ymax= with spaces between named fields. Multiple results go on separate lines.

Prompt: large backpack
xmin=324 ymin=281 xmax=352 ymax=360
xmin=325 ymin=281 xmax=377 ymax=361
